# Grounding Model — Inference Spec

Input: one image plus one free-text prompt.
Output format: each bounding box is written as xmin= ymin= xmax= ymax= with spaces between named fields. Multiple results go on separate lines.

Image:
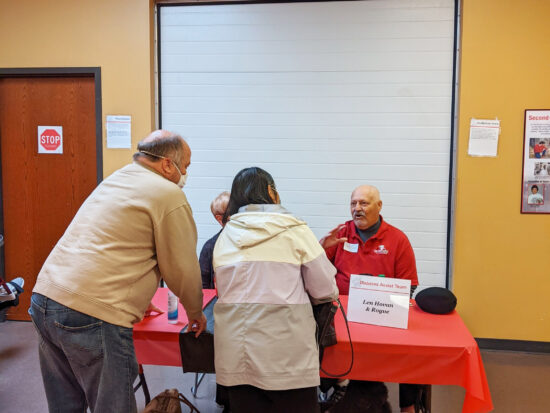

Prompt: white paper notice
xmin=347 ymin=274 xmax=411 ymax=329
xmin=106 ymin=115 xmax=131 ymax=149
xmin=468 ymin=118 xmax=500 ymax=157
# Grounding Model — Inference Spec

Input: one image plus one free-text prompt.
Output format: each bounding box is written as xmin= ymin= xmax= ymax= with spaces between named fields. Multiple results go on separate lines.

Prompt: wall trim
xmin=476 ymin=338 xmax=550 ymax=353
xmin=0 ymin=67 xmax=103 ymax=184
xmin=157 ymin=0 xmax=365 ymax=5
xmin=446 ymin=0 xmax=460 ymax=290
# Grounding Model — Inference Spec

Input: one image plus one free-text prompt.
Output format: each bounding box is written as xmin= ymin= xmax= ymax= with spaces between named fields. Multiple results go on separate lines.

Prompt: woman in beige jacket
xmin=213 ymin=167 xmax=339 ymax=413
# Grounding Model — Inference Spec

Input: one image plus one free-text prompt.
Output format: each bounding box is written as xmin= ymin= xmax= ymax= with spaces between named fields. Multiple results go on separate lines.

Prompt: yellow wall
xmin=0 ymin=0 xmax=154 ymax=176
xmin=454 ymin=0 xmax=550 ymax=341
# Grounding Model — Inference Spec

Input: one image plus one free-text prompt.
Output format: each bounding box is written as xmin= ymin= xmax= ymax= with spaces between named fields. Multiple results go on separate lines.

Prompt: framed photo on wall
xmin=521 ymin=109 xmax=550 ymax=213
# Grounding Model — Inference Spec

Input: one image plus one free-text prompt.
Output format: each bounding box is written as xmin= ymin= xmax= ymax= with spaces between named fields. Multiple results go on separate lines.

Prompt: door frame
xmin=156 ymin=1 xmax=461 ymax=288
xmin=0 ymin=67 xmax=103 ymax=181
xmin=0 ymin=67 xmax=103 ymax=280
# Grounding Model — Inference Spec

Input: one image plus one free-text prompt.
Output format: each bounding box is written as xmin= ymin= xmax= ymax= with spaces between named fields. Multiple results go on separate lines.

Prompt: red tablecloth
xmin=321 ymin=296 xmax=493 ymax=413
xmin=133 ymin=288 xmax=217 ymax=366
xmin=133 ymin=291 xmax=492 ymax=413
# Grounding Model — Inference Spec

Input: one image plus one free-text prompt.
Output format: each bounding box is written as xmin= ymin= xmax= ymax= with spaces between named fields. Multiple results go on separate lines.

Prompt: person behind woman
xmin=213 ymin=167 xmax=339 ymax=413
xmin=199 ymin=190 xmax=230 ymax=289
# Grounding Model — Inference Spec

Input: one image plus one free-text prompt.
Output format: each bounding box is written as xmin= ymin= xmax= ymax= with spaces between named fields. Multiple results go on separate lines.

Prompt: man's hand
xmin=189 ymin=312 xmax=207 ymax=338
xmin=319 ymin=224 xmax=348 ymax=249
xmin=144 ymin=302 xmax=164 ymax=317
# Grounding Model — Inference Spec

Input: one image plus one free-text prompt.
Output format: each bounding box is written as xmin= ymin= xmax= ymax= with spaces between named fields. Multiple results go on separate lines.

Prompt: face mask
xmin=173 ymin=163 xmax=188 ymax=188
xmin=139 ymin=150 xmax=187 ymax=188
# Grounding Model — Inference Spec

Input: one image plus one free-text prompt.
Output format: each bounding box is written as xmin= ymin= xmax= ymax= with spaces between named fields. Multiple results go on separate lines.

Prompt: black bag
xmin=312 ymin=301 xmax=338 ymax=348
xmin=179 ymin=331 xmax=215 ymax=374
xmin=312 ymin=298 xmax=354 ymax=378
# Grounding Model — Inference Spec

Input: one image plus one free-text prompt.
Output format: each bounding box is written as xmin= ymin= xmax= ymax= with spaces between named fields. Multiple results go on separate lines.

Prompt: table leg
xmin=416 ymin=384 xmax=431 ymax=413
xmin=133 ymin=364 xmax=151 ymax=405
xmin=191 ymin=372 xmax=207 ymax=397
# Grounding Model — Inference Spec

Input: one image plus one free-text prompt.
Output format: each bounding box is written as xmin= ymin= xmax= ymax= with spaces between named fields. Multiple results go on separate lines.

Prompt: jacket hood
xmin=224 ymin=204 xmax=306 ymax=248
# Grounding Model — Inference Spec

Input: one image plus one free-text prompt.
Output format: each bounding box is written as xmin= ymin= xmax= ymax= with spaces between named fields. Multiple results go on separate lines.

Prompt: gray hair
xmin=210 ymin=191 xmax=230 ymax=216
xmin=133 ymin=131 xmax=184 ymax=165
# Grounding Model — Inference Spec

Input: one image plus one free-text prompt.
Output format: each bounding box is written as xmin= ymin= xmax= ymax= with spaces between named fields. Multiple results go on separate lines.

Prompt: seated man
xmin=320 ymin=185 xmax=420 ymax=413
xmin=198 ymin=190 xmax=230 ymax=412
xmin=199 ymin=191 xmax=230 ymax=289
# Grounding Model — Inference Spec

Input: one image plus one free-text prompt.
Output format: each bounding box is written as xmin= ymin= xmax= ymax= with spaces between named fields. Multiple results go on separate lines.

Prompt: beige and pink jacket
xmin=213 ymin=204 xmax=338 ymax=390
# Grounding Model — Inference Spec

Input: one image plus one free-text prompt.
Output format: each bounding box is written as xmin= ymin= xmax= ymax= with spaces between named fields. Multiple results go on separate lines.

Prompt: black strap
xmin=320 ymin=298 xmax=354 ymax=378
xmin=178 ymin=392 xmax=200 ymax=413
xmin=147 ymin=392 xmax=201 ymax=413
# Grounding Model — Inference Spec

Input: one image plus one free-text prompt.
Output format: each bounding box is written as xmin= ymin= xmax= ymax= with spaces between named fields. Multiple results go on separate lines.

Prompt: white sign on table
xmin=347 ymin=274 xmax=411 ymax=329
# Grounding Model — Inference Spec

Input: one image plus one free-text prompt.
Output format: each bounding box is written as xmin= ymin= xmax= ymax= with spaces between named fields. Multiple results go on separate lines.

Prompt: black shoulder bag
xmin=312 ymin=298 xmax=354 ymax=377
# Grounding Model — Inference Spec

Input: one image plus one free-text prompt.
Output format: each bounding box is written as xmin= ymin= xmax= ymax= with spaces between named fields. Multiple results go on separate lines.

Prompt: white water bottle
xmin=167 ymin=290 xmax=178 ymax=324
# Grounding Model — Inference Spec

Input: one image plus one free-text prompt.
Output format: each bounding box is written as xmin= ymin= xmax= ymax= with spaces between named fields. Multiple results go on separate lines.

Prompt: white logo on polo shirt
xmin=374 ymin=245 xmax=388 ymax=254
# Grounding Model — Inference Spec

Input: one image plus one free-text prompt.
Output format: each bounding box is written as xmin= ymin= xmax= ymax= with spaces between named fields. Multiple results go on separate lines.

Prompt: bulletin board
xmin=521 ymin=109 xmax=550 ymax=213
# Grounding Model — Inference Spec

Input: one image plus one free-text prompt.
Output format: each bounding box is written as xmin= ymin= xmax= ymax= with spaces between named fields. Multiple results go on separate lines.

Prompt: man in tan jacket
xmin=30 ymin=130 xmax=205 ymax=413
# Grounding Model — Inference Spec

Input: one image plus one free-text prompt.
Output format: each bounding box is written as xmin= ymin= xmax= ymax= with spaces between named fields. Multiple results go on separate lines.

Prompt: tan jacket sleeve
xmin=154 ymin=202 xmax=203 ymax=321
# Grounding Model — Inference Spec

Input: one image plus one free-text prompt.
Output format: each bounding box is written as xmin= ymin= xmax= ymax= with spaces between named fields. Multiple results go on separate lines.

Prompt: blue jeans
xmin=29 ymin=293 xmax=138 ymax=413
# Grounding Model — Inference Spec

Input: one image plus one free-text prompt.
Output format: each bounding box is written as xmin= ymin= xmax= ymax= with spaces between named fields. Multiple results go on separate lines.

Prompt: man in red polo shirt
xmin=320 ymin=185 xmax=420 ymax=413
xmin=322 ymin=185 xmax=418 ymax=295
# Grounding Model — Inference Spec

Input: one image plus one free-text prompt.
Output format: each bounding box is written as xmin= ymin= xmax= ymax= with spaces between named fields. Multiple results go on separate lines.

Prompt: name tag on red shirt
xmin=343 ymin=242 xmax=359 ymax=253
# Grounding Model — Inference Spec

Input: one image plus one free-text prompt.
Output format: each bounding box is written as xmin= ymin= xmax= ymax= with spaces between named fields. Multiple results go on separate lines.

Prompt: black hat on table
xmin=415 ymin=287 xmax=457 ymax=314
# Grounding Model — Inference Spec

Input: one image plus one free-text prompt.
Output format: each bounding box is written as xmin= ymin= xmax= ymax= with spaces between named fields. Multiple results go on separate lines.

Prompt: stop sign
xmin=40 ymin=129 xmax=62 ymax=150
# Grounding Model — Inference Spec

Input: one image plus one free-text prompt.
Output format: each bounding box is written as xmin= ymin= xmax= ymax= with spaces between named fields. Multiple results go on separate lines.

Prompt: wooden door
xmin=0 ymin=76 xmax=98 ymax=320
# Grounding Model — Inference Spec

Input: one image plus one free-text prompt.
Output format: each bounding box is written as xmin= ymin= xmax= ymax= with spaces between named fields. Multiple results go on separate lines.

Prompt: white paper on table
xmin=468 ymin=118 xmax=500 ymax=157
xmin=106 ymin=115 xmax=132 ymax=149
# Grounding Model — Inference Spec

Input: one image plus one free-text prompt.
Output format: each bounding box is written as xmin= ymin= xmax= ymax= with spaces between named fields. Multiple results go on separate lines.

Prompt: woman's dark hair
xmin=224 ymin=167 xmax=277 ymax=221
xmin=532 ymin=184 xmax=539 ymax=191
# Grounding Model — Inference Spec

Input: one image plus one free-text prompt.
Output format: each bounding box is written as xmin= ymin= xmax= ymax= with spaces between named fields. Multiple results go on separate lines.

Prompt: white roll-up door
xmin=159 ymin=0 xmax=456 ymax=288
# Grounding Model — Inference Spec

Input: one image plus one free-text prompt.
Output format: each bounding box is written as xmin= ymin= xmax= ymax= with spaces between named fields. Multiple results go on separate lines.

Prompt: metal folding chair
xmin=133 ymin=364 xmax=151 ymax=405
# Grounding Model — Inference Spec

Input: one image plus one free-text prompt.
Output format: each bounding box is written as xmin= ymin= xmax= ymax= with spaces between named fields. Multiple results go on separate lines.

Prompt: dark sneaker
xmin=319 ymin=384 xmax=347 ymax=412
xmin=321 ymin=381 xmax=391 ymax=413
